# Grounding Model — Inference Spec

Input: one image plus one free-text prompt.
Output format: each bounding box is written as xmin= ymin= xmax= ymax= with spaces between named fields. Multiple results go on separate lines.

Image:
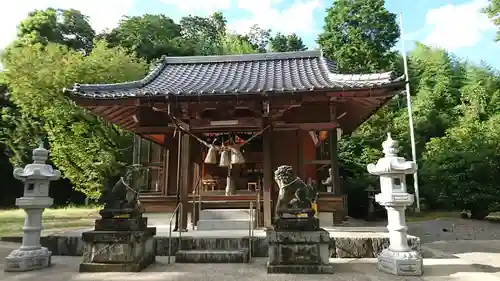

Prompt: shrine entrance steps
xmin=196 ymin=209 xmax=256 ymax=231
xmin=176 ymin=209 xmax=255 ymax=263
xmin=175 ymin=248 xmax=250 ymax=263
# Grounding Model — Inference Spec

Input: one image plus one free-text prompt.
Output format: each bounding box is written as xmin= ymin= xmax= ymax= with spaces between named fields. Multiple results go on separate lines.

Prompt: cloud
xmin=159 ymin=0 xmax=232 ymax=15
xmin=423 ymin=0 xmax=494 ymax=51
xmin=228 ymin=0 xmax=322 ymax=35
xmin=159 ymin=0 xmax=323 ymax=37
xmin=0 ymin=0 xmax=133 ymax=51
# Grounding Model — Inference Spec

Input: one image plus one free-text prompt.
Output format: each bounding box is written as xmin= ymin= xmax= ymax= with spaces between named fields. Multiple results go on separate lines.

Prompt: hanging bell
xmin=204 ymin=145 xmax=219 ymax=164
xmin=219 ymin=148 xmax=230 ymax=167
xmin=230 ymin=146 xmax=245 ymax=165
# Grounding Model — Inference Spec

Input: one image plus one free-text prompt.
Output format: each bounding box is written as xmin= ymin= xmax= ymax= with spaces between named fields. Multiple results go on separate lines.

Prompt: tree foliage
xmin=179 ymin=12 xmax=227 ymax=55
xmin=1 ymin=41 xmax=147 ymax=198
xmin=99 ymin=14 xmax=191 ymax=62
xmin=269 ymin=33 xmax=307 ymax=52
xmin=317 ymin=0 xmax=400 ymax=73
xmin=484 ymin=0 xmax=500 ymax=41
xmin=14 ymin=8 xmax=95 ymax=53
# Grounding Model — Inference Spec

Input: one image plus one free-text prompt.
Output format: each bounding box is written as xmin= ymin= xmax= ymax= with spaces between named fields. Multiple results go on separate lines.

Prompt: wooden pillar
xmin=179 ymin=132 xmax=190 ymax=231
xmin=167 ymin=134 xmax=179 ymax=195
xmin=162 ymin=148 xmax=169 ymax=196
xmin=329 ymin=130 xmax=341 ymax=195
xmin=330 ymin=105 xmax=343 ymax=224
xmin=297 ymin=130 xmax=304 ymax=179
xmin=262 ymin=123 xmax=273 ymax=227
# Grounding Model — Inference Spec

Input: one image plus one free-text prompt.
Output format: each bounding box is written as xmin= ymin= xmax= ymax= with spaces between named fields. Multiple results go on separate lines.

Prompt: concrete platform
xmin=1 ymin=255 xmax=497 ymax=281
xmin=0 ymin=226 xmax=420 ymax=259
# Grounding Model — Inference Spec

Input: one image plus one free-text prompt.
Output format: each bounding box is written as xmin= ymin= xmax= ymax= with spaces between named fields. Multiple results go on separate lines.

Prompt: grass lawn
xmin=0 ymin=206 xmax=100 ymax=237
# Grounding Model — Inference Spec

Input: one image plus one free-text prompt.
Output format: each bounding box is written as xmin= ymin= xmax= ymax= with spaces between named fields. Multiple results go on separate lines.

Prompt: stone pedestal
xmin=4 ymin=246 xmax=52 ymax=272
xmin=4 ymin=145 xmax=61 ymax=272
xmin=367 ymin=133 xmax=423 ymax=276
xmin=378 ymin=248 xmax=423 ymax=276
xmin=266 ymin=226 xmax=332 ymax=274
xmin=79 ymin=217 xmax=156 ymax=272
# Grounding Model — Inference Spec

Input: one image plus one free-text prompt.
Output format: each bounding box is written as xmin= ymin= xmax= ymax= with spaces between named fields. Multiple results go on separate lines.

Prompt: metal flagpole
xmin=399 ymin=13 xmax=421 ymax=212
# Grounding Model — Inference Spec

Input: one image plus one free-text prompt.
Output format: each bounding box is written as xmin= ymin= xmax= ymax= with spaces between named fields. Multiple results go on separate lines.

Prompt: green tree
xmin=484 ymin=0 xmax=500 ymax=41
xmin=100 ymin=14 xmax=192 ymax=62
xmin=421 ymin=64 xmax=500 ymax=217
xmin=269 ymin=33 xmax=307 ymax=52
xmin=222 ymin=34 xmax=259 ymax=54
xmin=316 ymin=0 xmax=401 ymax=217
xmin=1 ymin=8 xmax=98 ymax=171
xmin=317 ymin=0 xmax=400 ymax=73
xmin=392 ymin=43 xmax=464 ymax=155
xmin=14 ymin=8 xmax=95 ymax=53
xmin=179 ymin=12 xmax=227 ymax=55
xmin=244 ymin=25 xmax=271 ymax=53
xmin=1 ymin=41 xmax=148 ymax=198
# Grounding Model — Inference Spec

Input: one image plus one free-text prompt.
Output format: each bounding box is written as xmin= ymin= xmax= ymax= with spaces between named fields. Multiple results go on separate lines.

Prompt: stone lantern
xmin=367 ymin=133 xmax=423 ymax=276
xmin=364 ymin=185 xmax=376 ymax=221
xmin=4 ymin=144 xmax=61 ymax=272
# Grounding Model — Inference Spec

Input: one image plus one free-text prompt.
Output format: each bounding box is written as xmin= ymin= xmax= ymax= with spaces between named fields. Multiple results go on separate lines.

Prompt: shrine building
xmin=64 ymin=50 xmax=405 ymax=229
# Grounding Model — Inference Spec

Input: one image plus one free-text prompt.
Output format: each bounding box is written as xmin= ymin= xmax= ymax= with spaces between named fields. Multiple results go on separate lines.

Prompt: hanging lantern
xmin=219 ymin=147 xmax=231 ymax=167
xmin=319 ymin=131 xmax=329 ymax=141
xmin=230 ymin=146 xmax=245 ymax=165
xmin=204 ymin=145 xmax=218 ymax=164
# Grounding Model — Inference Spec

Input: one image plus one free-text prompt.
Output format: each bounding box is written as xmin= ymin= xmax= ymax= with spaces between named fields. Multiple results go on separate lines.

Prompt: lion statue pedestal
xmin=266 ymin=165 xmax=333 ymax=274
xmin=79 ymin=165 xmax=156 ymax=273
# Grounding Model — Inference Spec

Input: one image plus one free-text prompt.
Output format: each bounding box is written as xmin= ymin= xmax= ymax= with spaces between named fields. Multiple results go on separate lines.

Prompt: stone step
xmin=175 ymin=249 xmax=249 ymax=263
xmin=196 ymin=219 xmax=253 ymax=230
xmin=199 ymin=209 xmax=256 ymax=221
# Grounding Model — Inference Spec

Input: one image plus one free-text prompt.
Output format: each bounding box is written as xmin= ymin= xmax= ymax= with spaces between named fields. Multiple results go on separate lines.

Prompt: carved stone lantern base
xmin=79 ymin=217 xmax=156 ymax=272
xmin=4 ymin=247 xmax=51 ymax=272
xmin=377 ymin=248 xmax=423 ymax=276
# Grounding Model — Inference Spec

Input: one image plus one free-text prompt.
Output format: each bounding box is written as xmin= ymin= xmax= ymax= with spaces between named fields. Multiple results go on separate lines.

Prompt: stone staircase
xmin=175 ymin=248 xmax=250 ymax=263
xmin=196 ymin=209 xmax=256 ymax=231
xmin=175 ymin=209 xmax=255 ymax=263
xmin=175 ymin=236 xmax=252 ymax=263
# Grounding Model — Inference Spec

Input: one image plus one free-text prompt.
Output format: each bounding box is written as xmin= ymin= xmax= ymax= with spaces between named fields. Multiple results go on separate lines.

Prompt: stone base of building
xmin=266 ymin=227 xmax=332 ymax=274
xmin=79 ymin=217 xmax=156 ymax=272
xmin=4 ymin=247 xmax=52 ymax=272
xmin=267 ymin=263 xmax=333 ymax=274
xmin=377 ymin=248 xmax=423 ymax=276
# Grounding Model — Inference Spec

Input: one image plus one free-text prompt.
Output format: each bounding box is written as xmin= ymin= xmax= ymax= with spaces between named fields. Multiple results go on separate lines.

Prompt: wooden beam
xmin=262 ymin=120 xmax=273 ymax=227
xmin=189 ymin=118 xmax=262 ymax=131
xmin=69 ymin=96 xmax=138 ymax=107
xmin=107 ymin=106 xmax=135 ymax=121
xmin=135 ymin=126 xmax=174 ymax=134
xmin=274 ymin=122 xmax=338 ymax=130
xmin=326 ymin=88 xmax=395 ymax=98
xmin=179 ymin=132 xmax=190 ymax=231
xmin=121 ymin=118 xmax=136 ymax=130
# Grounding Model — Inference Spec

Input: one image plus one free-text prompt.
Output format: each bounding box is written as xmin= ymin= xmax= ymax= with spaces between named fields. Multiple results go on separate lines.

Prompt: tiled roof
xmin=64 ymin=50 xmax=404 ymax=99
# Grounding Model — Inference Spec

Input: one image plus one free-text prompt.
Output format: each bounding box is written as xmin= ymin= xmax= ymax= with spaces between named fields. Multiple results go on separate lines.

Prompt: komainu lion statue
xmin=273 ymin=165 xmax=317 ymax=220
xmin=100 ymin=164 xmax=148 ymax=219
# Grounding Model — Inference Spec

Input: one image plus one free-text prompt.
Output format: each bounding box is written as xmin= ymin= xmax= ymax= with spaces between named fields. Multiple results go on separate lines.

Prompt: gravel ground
xmin=343 ymin=217 xmax=500 ymax=244
xmin=407 ymin=218 xmax=500 ymax=243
